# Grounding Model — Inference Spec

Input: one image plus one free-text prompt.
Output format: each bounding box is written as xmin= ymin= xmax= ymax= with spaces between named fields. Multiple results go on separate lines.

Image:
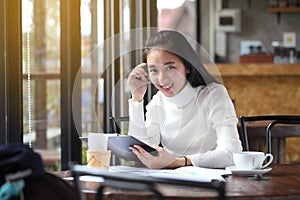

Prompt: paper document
xmin=110 ymin=165 xmax=232 ymax=182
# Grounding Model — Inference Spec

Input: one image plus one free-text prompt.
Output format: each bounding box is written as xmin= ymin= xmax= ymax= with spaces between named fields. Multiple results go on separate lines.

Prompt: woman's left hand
xmin=130 ymin=145 xmax=177 ymax=169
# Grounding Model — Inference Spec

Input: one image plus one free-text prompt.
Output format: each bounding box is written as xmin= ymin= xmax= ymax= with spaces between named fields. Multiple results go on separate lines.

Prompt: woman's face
xmin=147 ymin=50 xmax=189 ymax=97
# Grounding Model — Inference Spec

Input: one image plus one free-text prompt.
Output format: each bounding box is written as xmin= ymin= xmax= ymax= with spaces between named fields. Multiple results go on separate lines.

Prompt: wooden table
xmin=225 ymin=164 xmax=300 ymax=199
xmin=237 ymin=122 xmax=300 ymax=163
xmin=65 ymin=164 xmax=300 ymax=200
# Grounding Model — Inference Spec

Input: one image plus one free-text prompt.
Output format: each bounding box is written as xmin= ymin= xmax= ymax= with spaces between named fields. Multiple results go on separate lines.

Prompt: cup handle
xmin=261 ymin=153 xmax=273 ymax=168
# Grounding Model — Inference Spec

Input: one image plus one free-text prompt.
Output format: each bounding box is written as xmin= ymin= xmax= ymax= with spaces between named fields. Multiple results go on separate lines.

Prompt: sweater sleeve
xmin=189 ymin=84 xmax=243 ymax=168
xmin=128 ymin=99 xmax=161 ymax=146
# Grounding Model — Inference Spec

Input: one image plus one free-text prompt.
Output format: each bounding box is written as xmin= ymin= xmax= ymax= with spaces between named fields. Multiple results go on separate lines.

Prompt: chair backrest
xmin=70 ymin=164 xmax=226 ymax=200
xmin=239 ymin=115 xmax=300 ymax=163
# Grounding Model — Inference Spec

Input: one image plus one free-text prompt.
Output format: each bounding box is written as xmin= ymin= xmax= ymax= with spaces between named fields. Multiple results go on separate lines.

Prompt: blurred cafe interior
xmin=0 ymin=0 xmax=299 ymax=171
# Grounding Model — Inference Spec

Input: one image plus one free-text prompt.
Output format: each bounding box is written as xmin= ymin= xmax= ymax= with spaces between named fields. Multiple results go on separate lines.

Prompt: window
xmin=22 ymin=0 xmax=61 ymax=170
xmin=21 ymin=0 xmax=157 ymax=170
xmin=21 ymin=0 xmax=82 ymax=170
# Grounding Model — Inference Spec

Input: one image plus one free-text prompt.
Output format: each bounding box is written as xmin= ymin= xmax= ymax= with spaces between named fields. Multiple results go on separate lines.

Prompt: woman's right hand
xmin=127 ymin=63 xmax=148 ymax=102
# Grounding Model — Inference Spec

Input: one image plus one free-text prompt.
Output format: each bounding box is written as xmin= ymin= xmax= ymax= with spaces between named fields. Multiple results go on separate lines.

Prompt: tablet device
xmin=107 ymin=135 xmax=157 ymax=162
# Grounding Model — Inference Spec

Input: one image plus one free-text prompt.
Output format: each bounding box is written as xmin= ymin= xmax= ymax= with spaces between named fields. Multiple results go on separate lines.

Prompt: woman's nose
xmin=158 ymin=71 xmax=168 ymax=84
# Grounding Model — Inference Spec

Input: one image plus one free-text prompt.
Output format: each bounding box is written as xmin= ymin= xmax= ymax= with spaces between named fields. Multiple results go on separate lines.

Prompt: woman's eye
xmin=167 ymin=66 xmax=174 ymax=71
xmin=149 ymin=69 xmax=157 ymax=73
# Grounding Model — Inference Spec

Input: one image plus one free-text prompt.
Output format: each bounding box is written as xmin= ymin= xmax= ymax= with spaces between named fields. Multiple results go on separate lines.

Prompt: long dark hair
xmin=143 ymin=30 xmax=217 ymax=87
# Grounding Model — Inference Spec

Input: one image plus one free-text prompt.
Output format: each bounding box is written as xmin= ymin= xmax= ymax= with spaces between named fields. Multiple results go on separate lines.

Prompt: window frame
xmin=0 ymin=0 xmax=23 ymax=144
xmin=60 ymin=0 xmax=82 ymax=170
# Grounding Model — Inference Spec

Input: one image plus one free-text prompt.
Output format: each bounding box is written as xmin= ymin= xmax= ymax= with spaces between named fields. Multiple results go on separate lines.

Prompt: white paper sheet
xmin=109 ymin=165 xmax=232 ymax=182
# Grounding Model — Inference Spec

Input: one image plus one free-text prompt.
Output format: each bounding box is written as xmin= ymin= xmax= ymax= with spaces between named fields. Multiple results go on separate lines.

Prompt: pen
xmin=133 ymin=64 xmax=149 ymax=82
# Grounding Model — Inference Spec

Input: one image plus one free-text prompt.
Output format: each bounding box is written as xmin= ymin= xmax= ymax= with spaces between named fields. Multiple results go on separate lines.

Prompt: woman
xmin=127 ymin=30 xmax=242 ymax=169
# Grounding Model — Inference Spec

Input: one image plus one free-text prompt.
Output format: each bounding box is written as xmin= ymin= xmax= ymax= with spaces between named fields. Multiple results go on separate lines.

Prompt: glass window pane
xmin=79 ymin=0 xmax=106 ymax=138
xmin=22 ymin=0 xmax=61 ymax=171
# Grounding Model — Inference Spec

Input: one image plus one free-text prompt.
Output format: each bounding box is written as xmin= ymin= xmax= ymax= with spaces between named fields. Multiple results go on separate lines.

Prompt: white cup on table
xmin=87 ymin=133 xmax=111 ymax=169
xmin=233 ymin=151 xmax=273 ymax=170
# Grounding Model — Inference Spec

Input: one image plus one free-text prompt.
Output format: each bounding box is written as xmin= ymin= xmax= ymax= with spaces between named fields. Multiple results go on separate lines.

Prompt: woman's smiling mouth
xmin=161 ymin=83 xmax=173 ymax=89
xmin=159 ymin=83 xmax=174 ymax=93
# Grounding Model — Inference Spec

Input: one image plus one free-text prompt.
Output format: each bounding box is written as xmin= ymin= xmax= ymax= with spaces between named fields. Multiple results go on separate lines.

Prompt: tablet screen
xmin=107 ymin=135 xmax=157 ymax=161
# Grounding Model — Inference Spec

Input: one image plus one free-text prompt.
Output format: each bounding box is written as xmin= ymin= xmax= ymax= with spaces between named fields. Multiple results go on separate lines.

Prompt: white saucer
xmin=225 ymin=166 xmax=272 ymax=176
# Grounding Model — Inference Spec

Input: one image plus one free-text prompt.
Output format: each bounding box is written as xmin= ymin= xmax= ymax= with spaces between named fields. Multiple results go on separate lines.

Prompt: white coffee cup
xmin=88 ymin=133 xmax=109 ymax=151
xmin=233 ymin=151 xmax=273 ymax=170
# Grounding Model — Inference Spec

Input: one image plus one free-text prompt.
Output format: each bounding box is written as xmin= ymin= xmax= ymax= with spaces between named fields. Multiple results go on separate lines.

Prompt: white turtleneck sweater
xmin=128 ymin=82 xmax=242 ymax=168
